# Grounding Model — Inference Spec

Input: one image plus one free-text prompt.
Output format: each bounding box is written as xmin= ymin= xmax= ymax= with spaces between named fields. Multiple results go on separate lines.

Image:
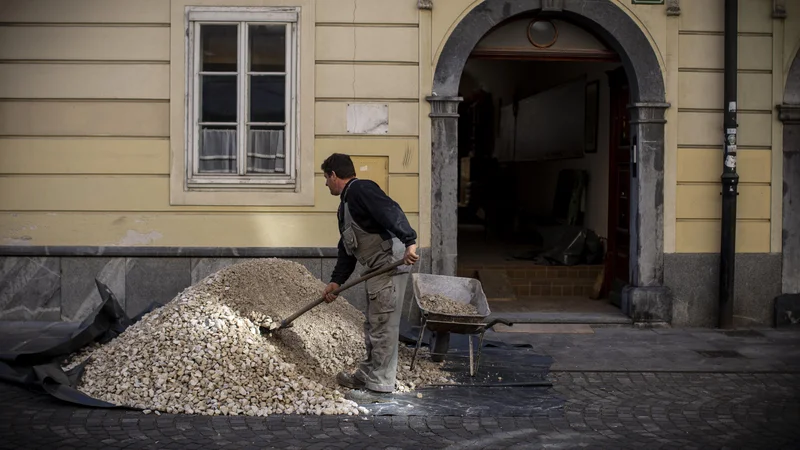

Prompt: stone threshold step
xmin=459 ymin=264 xmax=604 ymax=270
xmin=512 ymin=286 xmax=596 ymax=296
xmin=487 ymin=312 xmax=633 ymax=325
xmin=463 ymin=265 xmax=602 ymax=272
xmin=510 ymin=278 xmax=597 ymax=285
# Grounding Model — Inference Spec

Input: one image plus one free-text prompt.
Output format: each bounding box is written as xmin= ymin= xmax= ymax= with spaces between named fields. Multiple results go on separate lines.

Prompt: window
xmin=185 ymin=7 xmax=298 ymax=189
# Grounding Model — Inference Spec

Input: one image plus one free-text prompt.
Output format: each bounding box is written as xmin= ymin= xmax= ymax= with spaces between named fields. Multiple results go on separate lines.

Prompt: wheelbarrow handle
xmin=278 ymin=259 xmax=406 ymax=329
xmin=485 ymin=318 xmax=513 ymax=329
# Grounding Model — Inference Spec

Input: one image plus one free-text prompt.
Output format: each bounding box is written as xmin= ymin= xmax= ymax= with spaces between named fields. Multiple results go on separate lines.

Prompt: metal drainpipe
xmin=719 ymin=0 xmax=739 ymax=329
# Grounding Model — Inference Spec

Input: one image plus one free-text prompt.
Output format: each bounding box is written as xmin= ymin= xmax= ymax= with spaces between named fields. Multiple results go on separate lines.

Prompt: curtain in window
xmin=199 ymin=129 xmax=237 ymax=173
xmin=248 ymin=129 xmax=285 ymax=174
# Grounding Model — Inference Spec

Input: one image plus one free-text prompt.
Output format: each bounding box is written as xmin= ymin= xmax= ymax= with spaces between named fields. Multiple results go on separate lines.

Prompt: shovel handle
xmin=279 ymin=259 xmax=406 ymax=329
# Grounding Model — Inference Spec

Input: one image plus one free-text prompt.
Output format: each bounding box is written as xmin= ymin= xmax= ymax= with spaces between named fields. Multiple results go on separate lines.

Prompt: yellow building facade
xmin=0 ymin=0 xmax=798 ymax=328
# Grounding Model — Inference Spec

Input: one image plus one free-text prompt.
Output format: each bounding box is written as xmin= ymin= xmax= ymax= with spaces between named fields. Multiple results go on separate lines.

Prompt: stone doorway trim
xmin=778 ymin=49 xmax=800 ymax=294
xmin=428 ymin=0 xmax=671 ymax=324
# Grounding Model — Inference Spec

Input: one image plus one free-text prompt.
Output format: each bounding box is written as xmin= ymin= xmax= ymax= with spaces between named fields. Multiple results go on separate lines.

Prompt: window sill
xmin=187 ymin=177 xmax=297 ymax=191
xmin=171 ymin=177 xmax=313 ymax=206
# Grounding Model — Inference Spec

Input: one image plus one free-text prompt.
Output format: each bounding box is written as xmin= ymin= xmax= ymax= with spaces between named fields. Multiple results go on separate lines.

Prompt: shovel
xmin=268 ymin=258 xmax=406 ymax=332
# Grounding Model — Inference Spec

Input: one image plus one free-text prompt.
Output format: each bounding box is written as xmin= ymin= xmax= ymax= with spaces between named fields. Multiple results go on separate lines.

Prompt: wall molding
xmin=773 ymin=0 xmax=786 ymax=19
xmin=0 ymin=246 xmax=341 ymax=258
xmin=778 ymin=104 xmax=800 ymax=124
xmin=542 ymin=0 xmax=564 ymax=13
xmin=666 ymin=0 xmax=681 ymax=16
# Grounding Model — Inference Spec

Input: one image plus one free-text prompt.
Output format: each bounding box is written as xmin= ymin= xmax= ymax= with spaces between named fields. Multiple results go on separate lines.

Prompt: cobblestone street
xmin=2 ymin=328 xmax=800 ymax=449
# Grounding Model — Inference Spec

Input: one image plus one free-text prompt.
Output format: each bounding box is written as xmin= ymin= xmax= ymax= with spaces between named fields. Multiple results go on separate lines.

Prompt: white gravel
xmin=64 ymin=258 xmax=452 ymax=416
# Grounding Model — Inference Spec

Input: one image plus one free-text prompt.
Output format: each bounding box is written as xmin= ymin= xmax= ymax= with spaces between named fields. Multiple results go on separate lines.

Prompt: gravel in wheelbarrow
xmin=409 ymin=274 xmax=513 ymax=376
xmin=411 ymin=273 xmax=490 ymax=328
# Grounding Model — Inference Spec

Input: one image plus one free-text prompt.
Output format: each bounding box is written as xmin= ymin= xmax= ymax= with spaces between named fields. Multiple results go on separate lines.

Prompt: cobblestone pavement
xmin=2 ymin=371 xmax=798 ymax=449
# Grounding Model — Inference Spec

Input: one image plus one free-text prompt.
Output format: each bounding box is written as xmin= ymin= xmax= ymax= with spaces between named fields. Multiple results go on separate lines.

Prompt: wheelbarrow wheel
xmin=431 ymin=331 xmax=450 ymax=362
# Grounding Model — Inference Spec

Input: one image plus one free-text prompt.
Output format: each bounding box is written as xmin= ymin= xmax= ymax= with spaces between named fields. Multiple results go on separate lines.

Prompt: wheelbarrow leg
xmin=411 ymin=321 xmax=427 ymax=371
xmin=468 ymin=334 xmax=474 ymax=377
xmin=475 ymin=329 xmax=487 ymax=376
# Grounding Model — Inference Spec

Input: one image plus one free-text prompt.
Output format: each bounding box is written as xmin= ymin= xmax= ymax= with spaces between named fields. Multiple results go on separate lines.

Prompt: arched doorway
xmin=779 ymin=50 xmax=800 ymax=294
xmin=427 ymin=0 xmax=670 ymax=324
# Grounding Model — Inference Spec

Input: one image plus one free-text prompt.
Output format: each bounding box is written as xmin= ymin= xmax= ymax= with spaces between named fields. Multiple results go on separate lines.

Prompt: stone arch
xmin=427 ymin=0 xmax=671 ymax=323
xmin=785 ymin=46 xmax=800 ymax=104
xmin=432 ymin=1 xmax=665 ymax=101
xmin=779 ymin=48 xmax=800 ymax=293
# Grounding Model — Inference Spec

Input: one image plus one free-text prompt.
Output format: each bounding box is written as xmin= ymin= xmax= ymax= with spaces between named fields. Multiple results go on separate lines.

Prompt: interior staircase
xmin=458 ymin=262 xmax=603 ymax=301
xmin=457 ymin=261 xmax=631 ymax=325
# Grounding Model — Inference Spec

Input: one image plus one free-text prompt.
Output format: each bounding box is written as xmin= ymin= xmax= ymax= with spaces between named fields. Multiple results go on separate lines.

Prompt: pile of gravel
xmin=66 ymin=259 xmax=451 ymax=416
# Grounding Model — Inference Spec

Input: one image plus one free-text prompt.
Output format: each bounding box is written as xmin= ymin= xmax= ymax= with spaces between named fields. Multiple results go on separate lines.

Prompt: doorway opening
xmin=454 ymin=15 xmax=632 ymax=320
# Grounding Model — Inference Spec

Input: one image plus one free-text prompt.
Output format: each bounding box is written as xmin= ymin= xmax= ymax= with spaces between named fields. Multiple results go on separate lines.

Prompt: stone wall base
xmin=2 ymin=250 xmax=788 ymax=329
xmin=621 ymin=286 xmax=672 ymax=327
xmin=665 ymin=253 xmax=782 ymax=327
xmin=774 ymin=294 xmax=800 ymax=328
xmin=0 ymin=248 xmax=432 ymax=325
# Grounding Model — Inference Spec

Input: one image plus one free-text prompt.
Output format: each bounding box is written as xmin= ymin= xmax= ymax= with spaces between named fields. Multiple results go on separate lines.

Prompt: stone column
xmin=622 ymin=102 xmax=672 ymax=325
xmin=427 ymin=95 xmax=462 ymax=276
xmin=779 ymin=104 xmax=800 ymax=293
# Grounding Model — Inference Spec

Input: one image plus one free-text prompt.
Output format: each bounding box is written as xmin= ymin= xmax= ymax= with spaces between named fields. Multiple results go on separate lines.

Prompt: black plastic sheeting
xmin=362 ymin=385 xmax=563 ymax=417
xmin=0 ymin=280 xmax=157 ymax=409
xmin=0 ymin=283 xmax=560 ymax=416
xmin=513 ymin=226 xmax=604 ymax=266
xmin=399 ymin=319 xmax=553 ymax=386
xmin=364 ymin=322 xmax=561 ymax=416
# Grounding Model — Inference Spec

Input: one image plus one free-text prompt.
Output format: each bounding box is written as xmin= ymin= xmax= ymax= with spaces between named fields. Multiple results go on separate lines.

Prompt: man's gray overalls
xmin=339 ymin=180 xmax=409 ymax=393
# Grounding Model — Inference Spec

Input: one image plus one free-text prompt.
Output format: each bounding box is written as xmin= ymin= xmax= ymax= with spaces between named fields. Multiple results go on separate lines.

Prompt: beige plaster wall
xmin=675 ymin=0 xmax=777 ymax=253
xmin=0 ymin=0 xmax=794 ymax=254
xmin=0 ymin=0 xmax=424 ymax=248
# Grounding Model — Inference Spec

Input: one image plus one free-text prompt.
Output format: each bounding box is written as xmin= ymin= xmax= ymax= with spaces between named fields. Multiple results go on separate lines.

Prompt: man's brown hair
xmin=320 ymin=153 xmax=356 ymax=178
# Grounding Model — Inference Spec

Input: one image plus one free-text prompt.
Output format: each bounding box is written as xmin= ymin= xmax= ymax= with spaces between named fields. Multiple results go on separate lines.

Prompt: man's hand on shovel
xmin=403 ymin=244 xmax=420 ymax=265
xmin=323 ymin=249 xmax=416 ymax=304
xmin=323 ymin=282 xmax=340 ymax=303
xmin=274 ymin=258 xmax=407 ymax=332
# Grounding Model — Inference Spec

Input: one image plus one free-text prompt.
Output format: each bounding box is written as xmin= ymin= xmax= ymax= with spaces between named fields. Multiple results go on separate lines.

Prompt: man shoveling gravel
xmin=321 ymin=153 xmax=420 ymax=403
xmin=63 ymin=259 xmax=451 ymax=416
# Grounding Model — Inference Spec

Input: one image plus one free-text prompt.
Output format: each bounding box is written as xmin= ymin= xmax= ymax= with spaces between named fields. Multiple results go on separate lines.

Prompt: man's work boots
xmin=337 ymin=371 xmax=393 ymax=404
xmin=336 ymin=371 xmax=365 ymax=389
xmin=345 ymin=389 xmax=393 ymax=404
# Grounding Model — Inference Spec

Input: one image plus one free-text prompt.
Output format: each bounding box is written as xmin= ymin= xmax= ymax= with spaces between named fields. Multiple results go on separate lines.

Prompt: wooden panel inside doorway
xmin=605 ymin=67 xmax=631 ymax=301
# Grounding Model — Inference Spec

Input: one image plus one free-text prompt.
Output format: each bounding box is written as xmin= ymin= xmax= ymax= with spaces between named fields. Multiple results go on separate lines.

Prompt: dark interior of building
xmin=455 ymin=15 xmax=633 ymax=320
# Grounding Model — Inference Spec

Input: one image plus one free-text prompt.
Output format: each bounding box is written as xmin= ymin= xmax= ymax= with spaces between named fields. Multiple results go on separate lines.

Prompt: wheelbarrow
xmin=409 ymin=273 xmax=512 ymax=377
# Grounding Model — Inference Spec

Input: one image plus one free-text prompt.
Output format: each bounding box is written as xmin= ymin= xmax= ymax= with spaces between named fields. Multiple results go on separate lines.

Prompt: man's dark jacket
xmin=329 ymin=178 xmax=417 ymax=286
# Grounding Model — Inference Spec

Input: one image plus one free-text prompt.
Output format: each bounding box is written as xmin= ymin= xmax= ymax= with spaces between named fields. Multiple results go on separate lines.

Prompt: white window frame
xmin=185 ymin=6 xmax=299 ymax=189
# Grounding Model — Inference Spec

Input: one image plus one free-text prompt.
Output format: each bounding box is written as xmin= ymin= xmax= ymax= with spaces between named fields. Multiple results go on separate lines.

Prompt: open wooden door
xmin=605 ymin=67 xmax=631 ymax=304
